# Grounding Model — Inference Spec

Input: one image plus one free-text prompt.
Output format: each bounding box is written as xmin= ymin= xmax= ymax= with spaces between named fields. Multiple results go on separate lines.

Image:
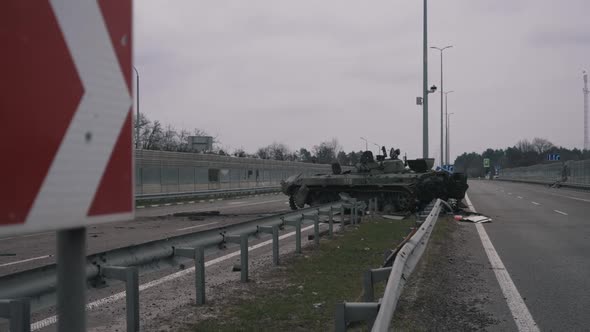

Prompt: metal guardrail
xmin=0 ymin=199 xmax=367 ymax=332
xmin=334 ymin=199 xmax=443 ymax=331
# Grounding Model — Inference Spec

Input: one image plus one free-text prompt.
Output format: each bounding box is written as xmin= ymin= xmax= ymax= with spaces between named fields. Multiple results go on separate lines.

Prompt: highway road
xmin=467 ymin=180 xmax=590 ymax=331
xmin=0 ymin=193 xmax=291 ymax=276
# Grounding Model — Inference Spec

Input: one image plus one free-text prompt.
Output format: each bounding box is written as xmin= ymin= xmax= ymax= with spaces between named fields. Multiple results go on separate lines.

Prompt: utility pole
xmin=584 ymin=71 xmax=589 ymax=151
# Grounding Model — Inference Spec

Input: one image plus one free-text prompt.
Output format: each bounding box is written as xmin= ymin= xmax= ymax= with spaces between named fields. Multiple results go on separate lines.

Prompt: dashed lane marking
xmin=188 ymin=201 xmax=195 ymax=204
xmin=465 ymin=194 xmax=540 ymax=332
xmin=554 ymin=210 xmax=568 ymax=216
xmin=531 ymin=202 xmax=541 ymax=206
xmin=136 ymin=206 xmax=145 ymax=209
xmin=150 ymin=204 xmax=159 ymax=208
xmin=517 ymin=196 xmax=523 ymax=199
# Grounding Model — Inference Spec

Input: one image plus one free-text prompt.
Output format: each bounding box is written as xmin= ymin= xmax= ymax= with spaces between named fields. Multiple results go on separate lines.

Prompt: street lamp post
xmin=422 ymin=0 xmax=429 ymax=159
xmin=444 ymin=90 xmax=454 ymax=165
xmin=372 ymin=142 xmax=380 ymax=156
xmin=360 ymin=137 xmax=368 ymax=151
xmin=447 ymin=112 xmax=455 ymax=164
xmin=431 ymin=45 xmax=453 ymax=167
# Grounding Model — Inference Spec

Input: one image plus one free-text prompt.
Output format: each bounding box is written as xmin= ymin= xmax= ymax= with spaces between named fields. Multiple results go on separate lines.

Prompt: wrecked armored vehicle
xmin=281 ymin=149 xmax=468 ymax=213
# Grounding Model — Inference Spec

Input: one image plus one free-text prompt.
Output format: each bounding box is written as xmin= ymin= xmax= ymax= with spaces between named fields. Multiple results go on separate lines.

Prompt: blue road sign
xmin=547 ymin=154 xmax=560 ymax=161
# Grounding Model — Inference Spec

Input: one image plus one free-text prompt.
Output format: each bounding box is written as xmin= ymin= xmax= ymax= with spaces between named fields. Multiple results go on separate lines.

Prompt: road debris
xmin=456 ymin=215 xmax=492 ymax=223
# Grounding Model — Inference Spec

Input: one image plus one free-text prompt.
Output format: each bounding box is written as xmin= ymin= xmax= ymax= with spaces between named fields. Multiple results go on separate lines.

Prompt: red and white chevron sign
xmin=0 ymin=0 xmax=134 ymax=235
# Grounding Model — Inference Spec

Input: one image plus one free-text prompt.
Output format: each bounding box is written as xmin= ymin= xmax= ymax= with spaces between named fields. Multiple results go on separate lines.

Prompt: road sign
xmin=547 ymin=154 xmax=561 ymax=161
xmin=441 ymin=164 xmax=454 ymax=173
xmin=1 ymin=1 xmax=133 ymax=236
xmin=483 ymin=158 xmax=490 ymax=168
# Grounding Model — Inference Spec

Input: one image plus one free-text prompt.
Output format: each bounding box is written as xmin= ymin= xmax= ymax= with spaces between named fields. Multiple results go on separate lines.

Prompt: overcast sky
xmin=135 ymin=0 xmax=590 ymax=161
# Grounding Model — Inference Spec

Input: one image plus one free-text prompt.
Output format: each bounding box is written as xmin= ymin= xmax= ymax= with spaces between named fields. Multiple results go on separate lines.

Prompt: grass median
xmin=190 ymin=216 xmax=416 ymax=332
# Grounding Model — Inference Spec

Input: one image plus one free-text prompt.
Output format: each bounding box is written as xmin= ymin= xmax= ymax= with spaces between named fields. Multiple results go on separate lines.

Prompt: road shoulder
xmin=393 ymin=217 xmax=517 ymax=331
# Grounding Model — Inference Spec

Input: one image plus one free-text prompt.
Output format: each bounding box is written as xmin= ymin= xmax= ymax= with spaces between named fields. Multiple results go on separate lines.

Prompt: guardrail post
xmin=0 ymin=299 xmax=30 ymax=332
xmin=335 ymin=302 xmax=380 ymax=332
xmin=363 ymin=267 xmax=392 ymax=302
xmin=329 ymin=207 xmax=335 ymax=238
xmin=340 ymin=205 xmax=346 ymax=225
xmin=174 ymin=246 xmax=206 ymax=305
xmin=101 ymin=266 xmax=140 ymax=332
xmin=226 ymin=234 xmax=249 ymax=282
xmin=282 ymin=216 xmax=303 ymax=254
xmin=257 ymin=225 xmax=280 ymax=265
xmin=335 ymin=302 xmax=347 ymax=332
xmin=302 ymin=213 xmax=320 ymax=246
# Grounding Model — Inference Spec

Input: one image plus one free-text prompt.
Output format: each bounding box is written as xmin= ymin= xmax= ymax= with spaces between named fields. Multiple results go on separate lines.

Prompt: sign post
xmin=3 ymin=1 xmax=133 ymax=330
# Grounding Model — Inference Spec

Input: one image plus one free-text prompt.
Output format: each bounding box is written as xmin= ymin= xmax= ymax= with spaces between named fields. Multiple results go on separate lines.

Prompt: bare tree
xmin=313 ymin=138 xmax=342 ymax=164
xmin=160 ymin=125 xmax=179 ymax=151
xmin=516 ymin=139 xmax=533 ymax=152
xmin=531 ymin=137 xmax=554 ymax=155
xmin=144 ymin=120 xmax=162 ymax=150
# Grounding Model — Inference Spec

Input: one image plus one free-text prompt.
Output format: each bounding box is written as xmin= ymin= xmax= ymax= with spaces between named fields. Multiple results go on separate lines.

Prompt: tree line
xmin=454 ymin=137 xmax=590 ymax=177
xmin=134 ymin=113 xmax=365 ymax=165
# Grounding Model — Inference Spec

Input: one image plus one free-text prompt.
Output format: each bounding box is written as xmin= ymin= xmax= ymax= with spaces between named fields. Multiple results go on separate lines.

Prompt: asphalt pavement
xmin=467 ymin=180 xmax=590 ymax=331
xmin=0 ymin=193 xmax=290 ymax=276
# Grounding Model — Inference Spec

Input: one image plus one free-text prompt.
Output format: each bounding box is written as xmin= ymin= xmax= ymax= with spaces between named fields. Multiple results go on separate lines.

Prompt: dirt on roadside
xmin=392 ymin=217 xmax=500 ymax=331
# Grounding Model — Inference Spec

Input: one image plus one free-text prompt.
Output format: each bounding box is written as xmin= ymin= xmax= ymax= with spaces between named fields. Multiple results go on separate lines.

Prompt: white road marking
xmin=164 ymin=203 xmax=172 ymax=206
xmin=217 ymin=198 xmax=223 ymax=201
xmin=517 ymin=196 xmax=523 ymax=199
xmin=531 ymin=202 xmax=541 ymax=206
xmin=465 ymin=194 xmax=539 ymax=332
xmin=176 ymin=222 xmax=218 ymax=232
xmin=188 ymin=201 xmax=195 ymax=204
xmin=554 ymin=210 xmax=568 ymax=216
xmin=199 ymin=200 xmax=205 ymax=203
xmin=176 ymin=202 xmax=184 ymax=205
xmin=0 ymin=255 xmax=52 ymax=268
xmin=30 ymin=223 xmax=321 ymax=331
xmin=228 ymin=201 xmax=246 ymax=205
xmin=508 ymin=192 xmax=513 ymax=195
xmin=136 ymin=206 xmax=145 ymax=209
xmin=150 ymin=204 xmax=159 ymax=208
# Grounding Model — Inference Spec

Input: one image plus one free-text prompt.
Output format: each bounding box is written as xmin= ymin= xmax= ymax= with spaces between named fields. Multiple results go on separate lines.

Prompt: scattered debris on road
xmin=455 ymin=214 xmax=493 ymax=223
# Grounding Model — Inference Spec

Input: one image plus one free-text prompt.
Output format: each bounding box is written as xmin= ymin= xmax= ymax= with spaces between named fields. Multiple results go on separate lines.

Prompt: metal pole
xmin=57 ymin=227 xmax=86 ymax=332
xmin=440 ymin=51 xmax=444 ymax=167
xmin=133 ymin=66 xmax=140 ymax=149
xmin=195 ymin=247 xmax=205 ymax=305
xmin=422 ymin=0 xmax=429 ymax=159
xmin=444 ymin=91 xmax=454 ymax=164
xmin=448 ymin=113 xmax=454 ymax=165
xmin=445 ymin=92 xmax=449 ymax=165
